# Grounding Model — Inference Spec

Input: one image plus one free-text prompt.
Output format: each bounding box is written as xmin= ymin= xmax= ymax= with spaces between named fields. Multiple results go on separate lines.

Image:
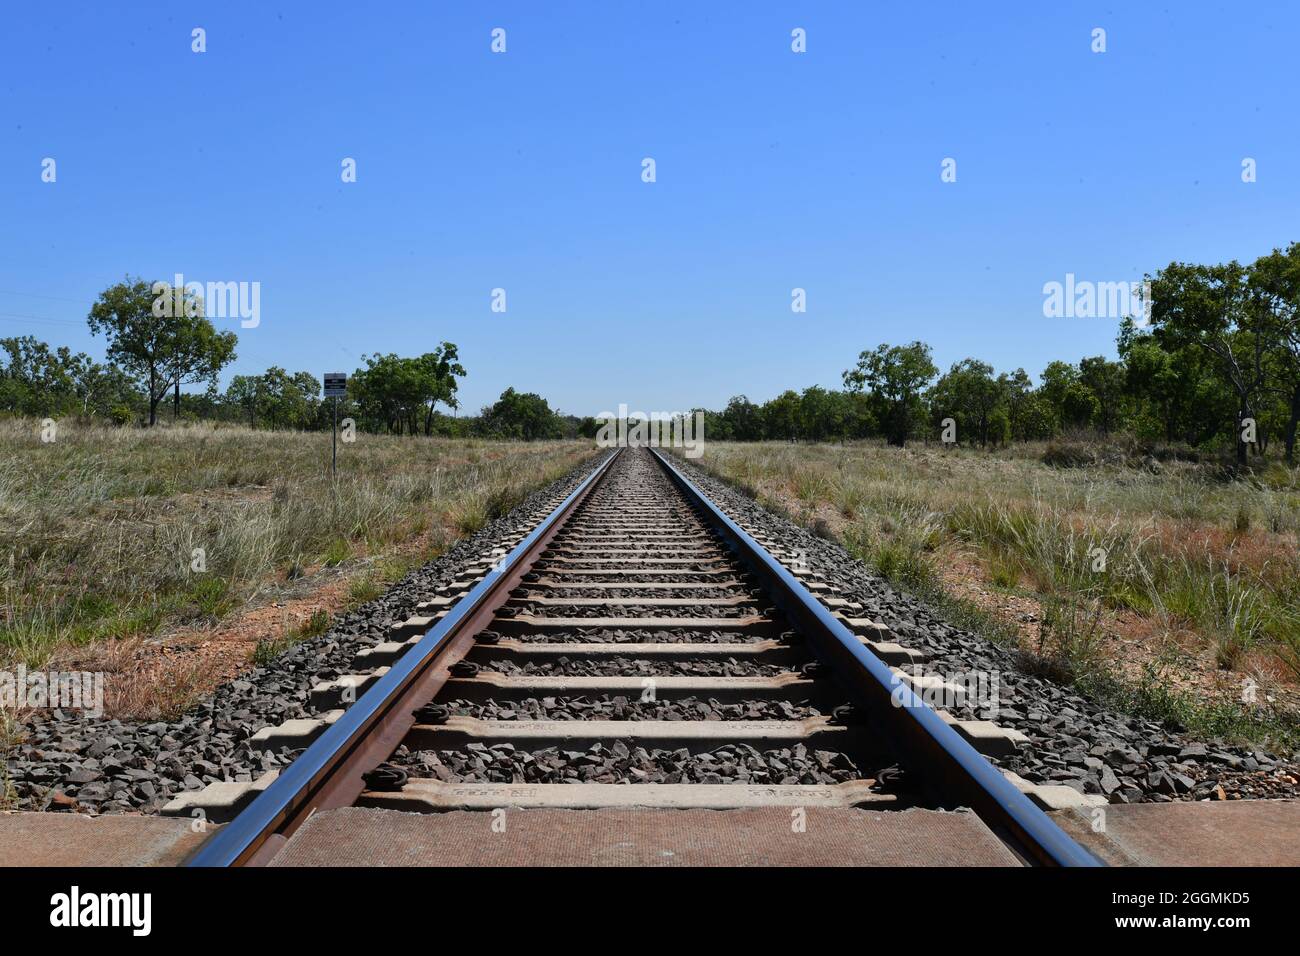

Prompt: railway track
xmin=179 ymin=447 xmax=1100 ymax=866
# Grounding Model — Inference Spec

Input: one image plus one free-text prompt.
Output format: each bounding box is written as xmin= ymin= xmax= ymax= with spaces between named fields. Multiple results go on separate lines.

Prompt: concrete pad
xmin=0 ymin=812 xmax=216 ymax=867
xmin=269 ymin=806 xmax=1022 ymax=867
xmin=1052 ymin=799 xmax=1300 ymax=866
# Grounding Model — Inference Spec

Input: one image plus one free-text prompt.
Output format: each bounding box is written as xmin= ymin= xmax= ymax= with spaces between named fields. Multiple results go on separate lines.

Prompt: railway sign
xmin=324 ymin=372 xmax=347 ymax=477
xmin=323 ymin=372 xmax=347 ymax=397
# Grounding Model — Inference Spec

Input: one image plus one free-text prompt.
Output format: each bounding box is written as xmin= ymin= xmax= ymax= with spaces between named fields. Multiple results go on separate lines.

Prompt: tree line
xmin=1 ymin=277 xmax=588 ymax=439
xmin=690 ymin=243 xmax=1300 ymax=465
xmin=4 ymin=244 xmax=1298 ymax=464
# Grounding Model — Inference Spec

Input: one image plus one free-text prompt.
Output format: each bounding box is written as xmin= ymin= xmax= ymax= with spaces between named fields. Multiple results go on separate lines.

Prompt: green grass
xmin=322 ymin=538 xmax=351 ymax=567
xmin=987 ymin=548 xmax=1021 ymax=590
xmin=299 ymin=608 xmax=331 ymax=638
xmin=1079 ymin=665 xmax=1300 ymax=752
xmin=346 ymin=574 xmax=382 ymax=608
xmin=252 ymin=607 xmax=333 ymax=666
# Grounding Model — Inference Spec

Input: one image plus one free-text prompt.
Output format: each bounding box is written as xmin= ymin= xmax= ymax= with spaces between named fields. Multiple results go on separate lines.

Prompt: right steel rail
xmin=651 ymin=448 xmax=1102 ymax=867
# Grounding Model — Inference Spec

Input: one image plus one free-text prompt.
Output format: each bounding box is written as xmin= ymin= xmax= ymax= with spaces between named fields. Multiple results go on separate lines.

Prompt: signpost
xmin=323 ymin=372 xmax=347 ymax=477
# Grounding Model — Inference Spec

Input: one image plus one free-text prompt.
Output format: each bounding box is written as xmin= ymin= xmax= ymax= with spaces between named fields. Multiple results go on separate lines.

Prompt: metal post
xmin=323 ymin=372 xmax=347 ymax=478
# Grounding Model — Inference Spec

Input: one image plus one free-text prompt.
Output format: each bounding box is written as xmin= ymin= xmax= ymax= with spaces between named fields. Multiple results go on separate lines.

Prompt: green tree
xmin=798 ymin=385 xmax=845 ymax=442
xmin=1148 ymin=260 xmax=1271 ymax=467
xmin=762 ymin=390 xmax=802 ymax=441
xmin=721 ymin=395 xmax=765 ymax=440
xmin=998 ymin=369 xmax=1053 ymax=441
xmin=250 ymin=367 xmax=321 ymax=429
xmin=1039 ymin=360 xmax=1097 ymax=431
xmin=225 ymin=375 xmax=262 ymax=427
xmin=843 ymin=342 xmax=937 ymax=447
xmin=928 ymin=358 xmax=1004 ymax=446
xmin=1249 ymin=243 xmax=1300 ymax=462
xmin=349 ymin=346 xmax=465 ymax=435
xmin=478 ymin=387 xmax=563 ymax=440
xmin=1078 ymin=355 xmax=1127 ymax=435
xmin=86 ymin=278 xmax=237 ymax=426
xmin=0 ymin=336 xmax=77 ymax=414
xmin=417 ymin=344 xmax=466 ymax=435
xmin=1118 ymin=319 xmax=1224 ymax=445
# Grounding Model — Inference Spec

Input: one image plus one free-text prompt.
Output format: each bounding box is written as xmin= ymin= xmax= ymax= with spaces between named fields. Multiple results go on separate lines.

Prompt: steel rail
xmin=187 ymin=449 xmax=619 ymax=866
xmin=650 ymin=448 xmax=1102 ymax=867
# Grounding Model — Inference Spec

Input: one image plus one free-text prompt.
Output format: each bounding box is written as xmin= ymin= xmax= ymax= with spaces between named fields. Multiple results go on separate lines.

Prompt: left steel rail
xmin=186 ymin=449 xmax=619 ymax=866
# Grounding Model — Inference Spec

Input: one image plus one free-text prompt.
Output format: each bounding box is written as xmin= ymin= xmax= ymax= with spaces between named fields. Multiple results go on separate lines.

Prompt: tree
xmin=1118 ymin=319 xmax=1223 ymax=445
xmin=253 ymin=367 xmax=320 ymax=429
xmin=417 ymin=344 xmax=466 ymax=435
xmin=86 ymin=278 xmax=237 ymax=426
xmin=0 ymin=336 xmax=76 ymax=414
xmin=1039 ymin=360 xmax=1097 ymax=432
xmin=1249 ymin=243 xmax=1300 ymax=462
xmin=71 ymin=358 xmax=141 ymax=419
xmin=478 ymin=387 xmax=563 ymax=439
xmin=1078 ymin=356 xmax=1127 ymax=435
xmin=997 ymin=368 xmax=1053 ymax=441
xmin=1149 ymin=261 xmax=1271 ymax=466
xmin=349 ymin=346 xmax=465 ymax=435
xmin=721 ymin=395 xmax=765 ymax=441
xmin=0 ymin=336 xmax=139 ymax=419
xmin=798 ymin=385 xmax=845 ymax=442
xmin=225 ymin=375 xmax=261 ymax=427
xmin=843 ymin=342 xmax=937 ymax=446
xmin=762 ymin=390 xmax=802 ymax=441
xmin=928 ymin=358 xmax=1004 ymax=446
xmin=165 ymin=312 xmax=239 ymax=420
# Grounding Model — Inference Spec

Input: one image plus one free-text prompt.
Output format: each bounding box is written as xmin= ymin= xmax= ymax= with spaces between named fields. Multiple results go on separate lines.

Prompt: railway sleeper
xmin=467 ymin=639 xmax=804 ymax=664
xmin=357 ymin=778 xmax=894 ymax=812
xmin=248 ymin=709 xmax=346 ymax=753
xmin=161 ymin=766 xmax=1097 ymax=824
xmin=488 ymin=614 xmax=785 ymax=634
xmin=402 ymin=715 xmax=866 ymax=754
xmin=436 ymin=672 xmax=823 ymax=702
xmin=310 ymin=668 xmax=390 ymax=710
xmin=401 ymin=713 xmax=1024 ymax=759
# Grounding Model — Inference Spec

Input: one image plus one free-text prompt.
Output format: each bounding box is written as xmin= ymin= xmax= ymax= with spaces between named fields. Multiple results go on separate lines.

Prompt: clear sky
xmin=2 ymin=2 xmax=1297 ymax=417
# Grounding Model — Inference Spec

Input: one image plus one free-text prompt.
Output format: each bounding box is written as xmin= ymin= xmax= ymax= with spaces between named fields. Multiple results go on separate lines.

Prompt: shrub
xmin=1041 ymin=441 xmax=1096 ymax=468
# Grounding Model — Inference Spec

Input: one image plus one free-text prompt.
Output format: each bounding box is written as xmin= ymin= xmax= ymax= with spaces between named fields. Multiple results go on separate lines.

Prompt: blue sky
xmin=2 ymin=2 xmax=1297 ymax=417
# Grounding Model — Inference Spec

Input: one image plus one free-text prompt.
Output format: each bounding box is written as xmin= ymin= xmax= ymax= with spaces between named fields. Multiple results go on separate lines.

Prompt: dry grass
xmin=0 ymin=418 xmax=594 ymax=671
xmin=690 ymin=440 xmax=1300 ymax=747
